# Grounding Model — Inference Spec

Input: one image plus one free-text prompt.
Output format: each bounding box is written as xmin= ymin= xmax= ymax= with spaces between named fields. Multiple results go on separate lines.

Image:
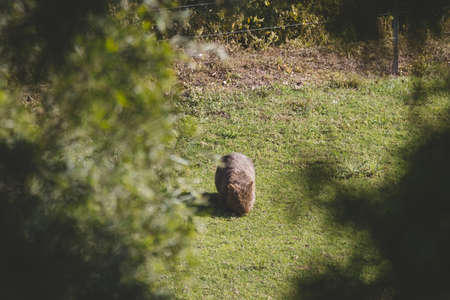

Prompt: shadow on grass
xmin=294 ymin=255 xmax=395 ymax=300
xmin=0 ymin=139 xmax=169 ymax=300
xmin=407 ymin=66 xmax=450 ymax=105
xmin=193 ymin=192 xmax=237 ymax=218
xmin=290 ymin=78 xmax=450 ymax=299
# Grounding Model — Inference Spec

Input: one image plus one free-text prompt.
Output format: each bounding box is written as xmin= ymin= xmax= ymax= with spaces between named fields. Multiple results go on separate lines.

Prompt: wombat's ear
xmin=243 ymin=181 xmax=253 ymax=193
xmin=227 ymin=183 xmax=238 ymax=192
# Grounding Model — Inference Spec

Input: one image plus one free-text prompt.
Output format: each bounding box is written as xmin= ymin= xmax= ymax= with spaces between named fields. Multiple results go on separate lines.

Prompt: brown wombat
xmin=215 ymin=152 xmax=255 ymax=215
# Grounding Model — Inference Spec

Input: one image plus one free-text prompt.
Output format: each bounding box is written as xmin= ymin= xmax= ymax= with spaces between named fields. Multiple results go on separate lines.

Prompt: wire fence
xmin=188 ymin=22 xmax=322 ymax=39
xmin=154 ymin=2 xmax=406 ymax=40
xmin=157 ymin=2 xmax=439 ymax=74
xmin=154 ymin=1 xmax=407 ymax=16
xmin=152 ymin=1 xmax=216 ymax=11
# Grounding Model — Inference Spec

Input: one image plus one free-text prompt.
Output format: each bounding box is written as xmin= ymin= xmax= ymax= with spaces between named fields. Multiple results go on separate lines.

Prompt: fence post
xmin=392 ymin=0 xmax=399 ymax=75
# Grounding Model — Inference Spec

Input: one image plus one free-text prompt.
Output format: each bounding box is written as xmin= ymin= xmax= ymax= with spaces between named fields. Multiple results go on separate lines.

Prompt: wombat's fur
xmin=215 ymin=152 xmax=255 ymax=215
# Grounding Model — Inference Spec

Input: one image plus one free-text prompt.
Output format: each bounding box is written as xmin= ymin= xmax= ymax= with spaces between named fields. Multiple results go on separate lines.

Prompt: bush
xmin=0 ymin=1 xmax=195 ymax=299
xmin=172 ymin=0 xmax=448 ymax=45
xmin=173 ymin=0 xmax=329 ymax=46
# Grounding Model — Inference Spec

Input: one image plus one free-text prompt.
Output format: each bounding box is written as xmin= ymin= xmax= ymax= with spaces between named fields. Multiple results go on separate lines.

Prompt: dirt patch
xmin=176 ymin=37 xmax=450 ymax=92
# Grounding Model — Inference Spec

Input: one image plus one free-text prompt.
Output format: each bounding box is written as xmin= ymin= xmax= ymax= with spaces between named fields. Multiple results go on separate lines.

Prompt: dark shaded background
xmin=0 ymin=139 xmax=166 ymax=299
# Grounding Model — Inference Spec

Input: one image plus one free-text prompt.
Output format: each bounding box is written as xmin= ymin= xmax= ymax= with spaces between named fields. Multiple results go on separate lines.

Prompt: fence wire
xmin=190 ymin=22 xmax=322 ymax=39
xmin=154 ymin=2 xmax=216 ymax=11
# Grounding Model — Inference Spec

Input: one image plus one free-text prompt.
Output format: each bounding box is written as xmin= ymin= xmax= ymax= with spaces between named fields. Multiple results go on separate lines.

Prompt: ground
xmin=176 ymin=36 xmax=449 ymax=92
xmin=160 ymin=36 xmax=450 ymax=299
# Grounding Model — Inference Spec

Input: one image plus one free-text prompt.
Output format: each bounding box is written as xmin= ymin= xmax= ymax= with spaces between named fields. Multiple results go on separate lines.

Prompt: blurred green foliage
xmin=0 ymin=1 xmax=196 ymax=299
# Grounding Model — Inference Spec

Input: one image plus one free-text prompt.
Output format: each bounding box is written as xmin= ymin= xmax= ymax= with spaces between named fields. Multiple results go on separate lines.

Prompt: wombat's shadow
xmin=194 ymin=192 xmax=237 ymax=218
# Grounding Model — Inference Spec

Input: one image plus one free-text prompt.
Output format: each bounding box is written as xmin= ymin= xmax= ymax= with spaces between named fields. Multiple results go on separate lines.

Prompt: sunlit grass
xmin=161 ymin=74 xmax=449 ymax=299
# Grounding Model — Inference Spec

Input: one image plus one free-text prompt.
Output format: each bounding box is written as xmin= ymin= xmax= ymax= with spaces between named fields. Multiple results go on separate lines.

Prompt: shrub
xmin=173 ymin=0 xmax=448 ymax=45
xmin=0 ymin=1 xmax=195 ymax=299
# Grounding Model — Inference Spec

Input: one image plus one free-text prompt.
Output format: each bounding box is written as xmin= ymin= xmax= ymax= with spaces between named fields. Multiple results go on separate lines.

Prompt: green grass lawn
xmin=160 ymin=73 xmax=449 ymax=299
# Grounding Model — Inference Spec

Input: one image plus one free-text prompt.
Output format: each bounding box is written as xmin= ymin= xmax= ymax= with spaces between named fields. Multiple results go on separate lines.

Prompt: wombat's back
xmin=215 ymin=152 xmax=255 ymax=215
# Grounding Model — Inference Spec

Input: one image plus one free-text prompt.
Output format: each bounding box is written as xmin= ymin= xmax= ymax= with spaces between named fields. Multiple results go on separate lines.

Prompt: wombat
xmin=215 ymin=152 xmax=255 ymax=215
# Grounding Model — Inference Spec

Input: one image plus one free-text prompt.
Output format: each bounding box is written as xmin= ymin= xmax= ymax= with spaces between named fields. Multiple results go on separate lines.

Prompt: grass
xmin=160 ymin=72 xmax=449 ymax=299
